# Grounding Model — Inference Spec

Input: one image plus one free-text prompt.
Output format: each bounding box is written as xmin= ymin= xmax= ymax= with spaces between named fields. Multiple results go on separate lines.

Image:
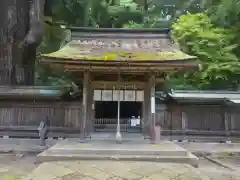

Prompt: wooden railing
xmin=94 ymin=118 xmax=142 ymax=132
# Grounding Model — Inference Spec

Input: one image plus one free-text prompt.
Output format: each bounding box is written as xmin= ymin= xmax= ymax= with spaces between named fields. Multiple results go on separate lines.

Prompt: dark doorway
xmin=94 ymin=101 xmax=142 ymax=132
xmin=95 ymin=101 xmax=142 ymax=118
xmin=95 ymin=101 xmax=117 ymax=118
xmin=120 ymin=102 xmax=142 ymax=118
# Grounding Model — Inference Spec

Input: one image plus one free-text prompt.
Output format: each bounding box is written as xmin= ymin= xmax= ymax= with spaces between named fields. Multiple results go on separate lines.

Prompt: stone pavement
xmin=23 ymin=161 xmax=212 ymax=180
xmin=0 ymin=138 xmax=57 ymax=153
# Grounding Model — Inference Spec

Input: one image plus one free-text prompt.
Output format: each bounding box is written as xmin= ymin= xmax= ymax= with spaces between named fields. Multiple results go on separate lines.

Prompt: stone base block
xmin=37 ymin=139 xmax=199 ymax=167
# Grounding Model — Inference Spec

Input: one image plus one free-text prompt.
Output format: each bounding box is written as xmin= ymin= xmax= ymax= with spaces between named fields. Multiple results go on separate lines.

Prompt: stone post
xmin=181 ymin=111 xmax=188 ymax=141
xmin=224 ymin=107 xmax=231 ymax=143
xmin=116 ymin=71 xmax=122 ymax=143
xmin=156 ymin=104 xmax=166 ymax=142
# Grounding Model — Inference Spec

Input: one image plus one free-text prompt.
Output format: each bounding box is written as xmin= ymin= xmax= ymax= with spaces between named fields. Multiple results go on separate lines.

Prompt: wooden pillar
xmin=90 ymin=86 xmax=94 ymax=133
xmin=143 ymin=81 xmax=150 ymax=138
xmin=86 ymin=81 xmax=94 ymax=137
xmin=149 ymin=75 xmax=156 ymax=143
xmin=80 ymin=71 xmax=89 ymax=141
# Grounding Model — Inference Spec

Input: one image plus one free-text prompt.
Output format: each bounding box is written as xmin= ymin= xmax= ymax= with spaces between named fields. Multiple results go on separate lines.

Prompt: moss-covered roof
xmin=43 ymin=40 xmax=196 ymax=61
xmin=42 ymin=27 xmax=196 ymax=62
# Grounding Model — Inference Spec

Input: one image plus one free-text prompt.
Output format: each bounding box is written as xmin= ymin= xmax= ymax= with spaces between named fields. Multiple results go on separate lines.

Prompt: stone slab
xmin=37 ymin=139 xmax=199 ymax=167
xmin=44 ymin=139 xmax=188 ymax=155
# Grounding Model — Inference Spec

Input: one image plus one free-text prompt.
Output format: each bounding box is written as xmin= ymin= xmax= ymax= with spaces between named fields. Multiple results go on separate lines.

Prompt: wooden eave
xmin=166 ymin=90 xmax=240 ymax=105
xmin=41 ymin=56 xmax=198 ymax=72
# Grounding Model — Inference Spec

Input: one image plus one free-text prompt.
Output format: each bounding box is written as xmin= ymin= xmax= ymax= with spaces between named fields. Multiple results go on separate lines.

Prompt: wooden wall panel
xmin=0 ymin=101 xmax=82 ymax=129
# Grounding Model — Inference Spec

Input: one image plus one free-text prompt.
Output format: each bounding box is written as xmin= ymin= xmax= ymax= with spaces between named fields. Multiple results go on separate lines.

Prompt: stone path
xmin=23 ymin=161 xmax=240 ymax=180
xmin=0 ymin=154 xmax=37 ymax=180
xmin=0 ymin=154 xmax=239 ymax=180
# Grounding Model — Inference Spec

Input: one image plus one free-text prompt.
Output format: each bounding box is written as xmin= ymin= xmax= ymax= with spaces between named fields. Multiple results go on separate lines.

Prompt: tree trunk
xmin=0 ymin=0 xmax=45 ymax=86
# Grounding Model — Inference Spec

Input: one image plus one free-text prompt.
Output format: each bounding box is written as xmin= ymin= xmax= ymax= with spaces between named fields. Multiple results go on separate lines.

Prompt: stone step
xmin=36 ymin=153 xmax=199 ymax=168
xmin=41 ymin=147 xmax=188 ymax=157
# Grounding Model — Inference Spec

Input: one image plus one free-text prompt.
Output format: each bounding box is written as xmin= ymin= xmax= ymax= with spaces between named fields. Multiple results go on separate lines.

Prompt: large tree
xmin=0 ymin=0 xmax=45 ymax=85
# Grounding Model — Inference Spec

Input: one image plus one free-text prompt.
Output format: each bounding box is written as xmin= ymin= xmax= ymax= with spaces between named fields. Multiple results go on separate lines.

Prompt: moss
xmin=2 ymin=175 xmax=20 ymax=180
xmin=42 ymin=44 xmax=196 ymax=61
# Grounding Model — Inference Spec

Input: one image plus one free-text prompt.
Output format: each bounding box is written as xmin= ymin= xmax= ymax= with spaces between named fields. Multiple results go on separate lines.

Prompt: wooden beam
xmin=63 ymin=65 xmax=184 ymax=72
xmin=43 ymin=60 xmax=197 ymax=71
xmin=91 ymin=79 xmax=165 ymax=85
xmin=91 ymin=81 xmax=145 ymax=90
xmin=91 ymin=80 xmax=146 ymax=84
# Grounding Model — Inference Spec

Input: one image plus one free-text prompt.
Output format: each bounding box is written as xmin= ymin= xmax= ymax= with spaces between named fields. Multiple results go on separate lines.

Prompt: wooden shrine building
xmin=41 ymin=27 xmax=198 ymax=142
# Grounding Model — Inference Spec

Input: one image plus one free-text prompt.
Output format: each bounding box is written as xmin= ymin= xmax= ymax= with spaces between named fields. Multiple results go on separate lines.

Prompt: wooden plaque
xmin=102 ymin=90 xmax=113 ymax=101
xmin=94 ymin=90 xmax=101 ymax=101
xmin=113 ymin=90 xmax=124 ymax=101
xmin=124 ymin=90 xmax=135 ymax=101
xmin=136 ymin=90 xmax=144 ymax=102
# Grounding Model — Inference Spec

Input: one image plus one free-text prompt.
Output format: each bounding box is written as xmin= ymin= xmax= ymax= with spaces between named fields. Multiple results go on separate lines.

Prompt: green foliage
xmin=35 ymin=15 xmax=74 ymax=89
xmin=123 ymin=21 xmax=144 ymax=28
xmin=172 ymin=13 xmax=237 ymax=61
xmin=122 ymin=0 xmax=205 ymax=28
xmin=46 ymin=0 xmax=143 ymax=27
xmin=35 ymin=64 xmax=80 ymax=93
xmin=208 ymin=0 xmax=240 ymax=58
xmin=205 ymin=0 xmax=240 ymax=27
xmin=171 ymin=12 xmax=240 ymax=89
